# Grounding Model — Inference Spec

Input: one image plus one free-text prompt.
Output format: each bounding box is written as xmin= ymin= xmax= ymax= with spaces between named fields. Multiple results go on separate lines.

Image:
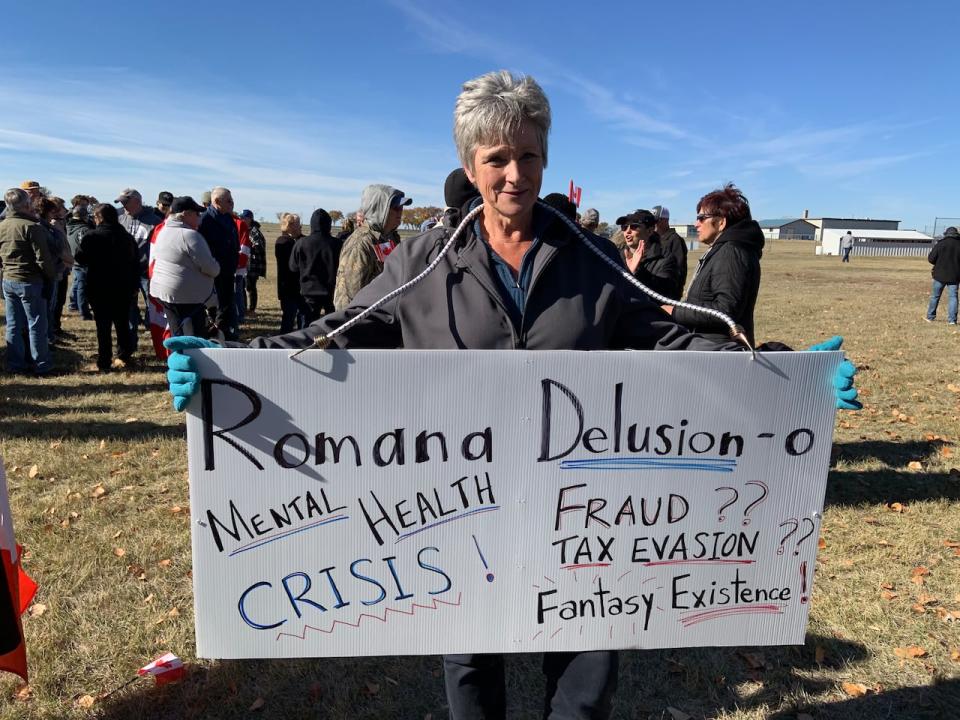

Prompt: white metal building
xmin=819 ymin=229 xmax=933 ymax=257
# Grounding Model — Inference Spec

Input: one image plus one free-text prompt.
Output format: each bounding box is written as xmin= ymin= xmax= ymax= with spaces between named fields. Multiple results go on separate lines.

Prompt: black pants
xmin=246 ymin=276 xmax=259 ymax=312
xmin=53 ymin=271 xmax=69 ymax=331
xmin=279 ymin=294 xmax=302 ymax=333
xmin=90 ymin=295 xmax=135 ymax=368
xmin=161 ymin=301 xmax=211 ymax=339
xmin=214 ymin=275 xmax=238 ymax=341
xmin=443 ymin=651 xmax=618 ymax=720
xmin=299 ymin=294 xmax=333 ymax=325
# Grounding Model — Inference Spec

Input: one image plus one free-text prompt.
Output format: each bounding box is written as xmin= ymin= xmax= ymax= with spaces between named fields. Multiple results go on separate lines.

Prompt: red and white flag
xmin=0 ymin=459 xmax=38 ymax=682
xmin=147 ymin=223 xmax=172 ymax=361
xmin=138 ymin=652 xmax=185 ymax=686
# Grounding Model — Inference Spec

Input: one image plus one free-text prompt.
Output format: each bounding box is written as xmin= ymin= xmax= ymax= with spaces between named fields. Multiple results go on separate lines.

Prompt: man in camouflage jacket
xmin=333 ymin=184 xmax=410 ymax=311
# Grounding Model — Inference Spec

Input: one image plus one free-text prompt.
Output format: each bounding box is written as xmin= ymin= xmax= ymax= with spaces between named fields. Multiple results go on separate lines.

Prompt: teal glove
xmin=806 ymin=335 xmax=862 ymax=410
xmin=164 ymin=336 xmax=219 ymax=411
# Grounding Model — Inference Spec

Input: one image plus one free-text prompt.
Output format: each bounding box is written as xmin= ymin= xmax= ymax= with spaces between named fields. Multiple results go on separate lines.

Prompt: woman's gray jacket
xmin=247 ymin=212 xmax=735 ymax=352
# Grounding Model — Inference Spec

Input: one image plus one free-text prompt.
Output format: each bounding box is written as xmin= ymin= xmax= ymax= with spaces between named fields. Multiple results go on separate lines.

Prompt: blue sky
xmin=1 ymin=1 xmax=957 ymax=231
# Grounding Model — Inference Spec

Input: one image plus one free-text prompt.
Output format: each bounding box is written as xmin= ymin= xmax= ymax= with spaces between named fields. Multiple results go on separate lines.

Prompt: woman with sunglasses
xmin=662 ymin=183 xmax=765 ymax=345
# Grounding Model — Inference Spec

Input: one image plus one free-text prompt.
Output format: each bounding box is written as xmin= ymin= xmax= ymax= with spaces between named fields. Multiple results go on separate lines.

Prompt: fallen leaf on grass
xmin=27 ymin=603 xmax=46 ymax=618
xmin=248 ymin=697 xmax=265 ymax=712
xmin=14 ymin=684 xmax=32 ymax=700
xmin=158 ymin=559 xmax=172 ymax=568
xmin=944 ymin=540 xmax=960 ymax=548
xmin=947 ymin=383 xmax=960 ymax=393
xmin=124 ymin=417 xmax=139 ymax=423
xmin=881 ymin=590 xmax=899 ymax=601
xmin=951 ymin=649 xmax=960 ymax=662
xmin=942 ymin=447 xmax=955 ymax=458
xmin=864 ymin=517 xmax=881 ymax=525
xmin=75 ymin=695 xmax=95 ymax=708
xmin=112 ymin=530 xmax=122 ymax=539
xmin=667 ymin=708 xmax=692 ymax=720
xmin=171 ymin=506 xmax=184 ymax=514
xmin=167 ymin=607 xmax=179 ymax=617
xmin=886 ymin=502 xmax=906 ymax=513
xmin=893 ymin=646 xmax=928 ymax=659
xmin=127 ymin=564 xmax=146 ymax=580
xmin=49 ymin=440 xmax=62 ymax=450
xmin=143 ymin=594 xmax=154 ymax=604
xmin=113 ymin=548 xmax=125 ymax=557
xmin=907 ymin=461 xmax=923 ymax=470
xmin=935 ymin=608 xmax=958 ymax=622
xmin=818 ymin=537 xmax=827 ymax=549
xmin=918 ymin=593 xmax=939 ymax=605
xmin=841 ymin=682 xmax=870 ymax=697
xmin=98 ymin=440 xmax=106 ymax=450
xmin=912 ymin=604 xmax=927 ymax=614
xmin=28 ymin=465 xmax=39 ymax=478
xmin=90 ymin=485 xmax=107 ymax=499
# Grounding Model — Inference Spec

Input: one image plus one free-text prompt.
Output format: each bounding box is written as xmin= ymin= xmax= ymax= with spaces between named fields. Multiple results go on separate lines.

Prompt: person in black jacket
xmin=926 ymin=226 xmax=960 ymax=324
xmin=662 ymin=184 xmax=764 ymax=345
xmin=74 ymin=204 xmax=140 ymax=370
xmin=275 ymin=212 xmax=304 ymax=332
xmin=652 ymin=205 xmax=688 ymax=294
xmin=615 ymin=209 xmax=681 ymax=299
xmin=290 ymin=208 xmax=341 ymax=322
xmin=198 ymin=187 xmax=239 ymax=340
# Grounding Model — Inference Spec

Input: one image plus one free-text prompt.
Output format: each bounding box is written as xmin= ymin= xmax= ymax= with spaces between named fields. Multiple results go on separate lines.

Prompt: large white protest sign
xmin=184 ymin=349 xmax=840 ymax=659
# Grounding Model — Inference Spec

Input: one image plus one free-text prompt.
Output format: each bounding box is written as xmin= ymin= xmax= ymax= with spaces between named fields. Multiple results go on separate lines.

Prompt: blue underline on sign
xmin=558 ymin=457 xmax=737 ymax=473
xmin=228 ymin=514 xmax=350 ymax=557
xmin=395 ymin=506 xmax=501 ymax=544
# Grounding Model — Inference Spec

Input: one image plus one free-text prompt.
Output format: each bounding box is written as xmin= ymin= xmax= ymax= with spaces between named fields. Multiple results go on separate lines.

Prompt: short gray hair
xmin=4 ymin=188 xmax=32 ymax=213
xmin=453 ymin=70 xmax=551 ymax=173
xmin=169 ymin=211 xmax=187 ymax=223
xmin=211 ymin=186 xmax=232 ymax=202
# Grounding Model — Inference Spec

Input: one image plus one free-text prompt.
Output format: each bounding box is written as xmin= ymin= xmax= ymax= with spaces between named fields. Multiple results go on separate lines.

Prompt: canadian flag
xmin=147 ymin=223 xmax=173 ymax=361
xmin=138 ymin=652 xmax=185 ymax=686
xmin=0 ymin=459 xmax=38 ymax=682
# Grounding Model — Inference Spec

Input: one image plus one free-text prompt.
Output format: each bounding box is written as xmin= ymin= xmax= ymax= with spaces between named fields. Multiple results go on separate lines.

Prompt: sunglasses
xmin=696 ymin=213 xmax=718 ymax=222
xmin=620 ymin=223 xmax=641 ymax=232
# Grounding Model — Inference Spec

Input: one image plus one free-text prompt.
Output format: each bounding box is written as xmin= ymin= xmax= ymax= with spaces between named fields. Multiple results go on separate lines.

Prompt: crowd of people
xmin=0 ymin=167 xmax=770 ymax=377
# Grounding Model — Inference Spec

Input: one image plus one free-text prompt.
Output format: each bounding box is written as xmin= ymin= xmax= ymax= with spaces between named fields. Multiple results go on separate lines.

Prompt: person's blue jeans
xmin=234 ymin=275 xmax=246 ymax=325
xmin=70 ymin=266 xmax=91 ymax=317
xmin=927 ymin=279 xmax=958 ymax=323
xmin=2 ymin=279 xmax=52 ymax=374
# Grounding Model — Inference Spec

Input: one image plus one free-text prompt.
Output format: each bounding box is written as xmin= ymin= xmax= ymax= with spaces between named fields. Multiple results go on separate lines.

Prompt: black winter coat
xmin=73 ymin=223 xmax=140 ymax=301
xmin=198 ymin=207 xmax=238 ymax=280
xmin=275 ymin=234 xmax=301 ymax=300
xmin=672 ymin=219 xmax=764 ymax=345
xmin=929 ymin=231 xmax=960 ymax=284
xmin=290 ymin=209 xmax=342 ymax=305
xmin=630 ymin=232 xmax=683 ymax=299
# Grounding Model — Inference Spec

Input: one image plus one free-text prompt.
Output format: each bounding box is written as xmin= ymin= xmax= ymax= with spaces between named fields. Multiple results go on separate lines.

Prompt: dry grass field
xmin=0 ymin=237 xmax=957 ymax=719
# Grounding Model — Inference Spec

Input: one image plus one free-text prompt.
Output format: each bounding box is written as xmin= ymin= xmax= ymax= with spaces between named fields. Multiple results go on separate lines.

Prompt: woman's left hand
xmin=807 ymin=335 xmax=862 ymax=410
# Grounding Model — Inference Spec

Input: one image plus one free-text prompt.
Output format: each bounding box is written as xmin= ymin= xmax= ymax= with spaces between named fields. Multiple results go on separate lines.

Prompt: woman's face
xmin=465 ymin=119 xmax=543 ymax=226
xmin=695 ymin=210 xmax=725 ymax=245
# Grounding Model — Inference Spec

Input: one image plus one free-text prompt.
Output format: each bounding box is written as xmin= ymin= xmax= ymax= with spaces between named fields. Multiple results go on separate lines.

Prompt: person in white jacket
xmin=150 ymin=196 xmax=220 ymax=338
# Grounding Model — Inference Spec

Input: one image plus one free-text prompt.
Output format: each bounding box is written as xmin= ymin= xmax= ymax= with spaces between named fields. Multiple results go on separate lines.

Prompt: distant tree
xmin=329 ymin=210 xmax=344 ymax=224
xmin=276 ymin=212 xmax=284 ymax=222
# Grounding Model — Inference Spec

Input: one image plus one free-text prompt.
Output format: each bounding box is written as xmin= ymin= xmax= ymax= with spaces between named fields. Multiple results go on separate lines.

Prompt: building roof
xmin=812 ymin=217 xmax=901 ymax=222
xmin=757 ymin=217 xmax=814 ymax=228
xmin=826 ymin=229 xmax=931 ymax=240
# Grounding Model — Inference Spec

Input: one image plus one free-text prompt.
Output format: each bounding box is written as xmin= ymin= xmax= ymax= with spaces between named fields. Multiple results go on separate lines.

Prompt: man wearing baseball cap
xmin=116 ymin=188 xmax=162 ymax=350
xmin=155 ymin=191 xmax=174 ymax=218
xmin=651 ymin=205 xmax=687 ymax=295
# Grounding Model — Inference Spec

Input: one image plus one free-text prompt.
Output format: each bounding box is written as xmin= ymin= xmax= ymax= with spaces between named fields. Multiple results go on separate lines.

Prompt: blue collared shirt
xmin=473 ymin=201 xmax=549 ymax=326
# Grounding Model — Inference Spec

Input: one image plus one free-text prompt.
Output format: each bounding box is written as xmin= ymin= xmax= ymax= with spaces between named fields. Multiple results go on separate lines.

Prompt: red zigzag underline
xmin=276 ymin=592 xmax=463 ymax=641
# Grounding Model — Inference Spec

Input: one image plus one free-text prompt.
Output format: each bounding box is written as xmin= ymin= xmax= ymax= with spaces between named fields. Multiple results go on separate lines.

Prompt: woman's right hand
xmin=164 ymin=336 xmax=219 ymax=411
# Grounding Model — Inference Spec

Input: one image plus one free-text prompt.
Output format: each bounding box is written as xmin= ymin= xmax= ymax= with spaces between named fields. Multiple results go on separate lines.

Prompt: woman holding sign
xmin=165 ymin=71 xmax=859 ymax=719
